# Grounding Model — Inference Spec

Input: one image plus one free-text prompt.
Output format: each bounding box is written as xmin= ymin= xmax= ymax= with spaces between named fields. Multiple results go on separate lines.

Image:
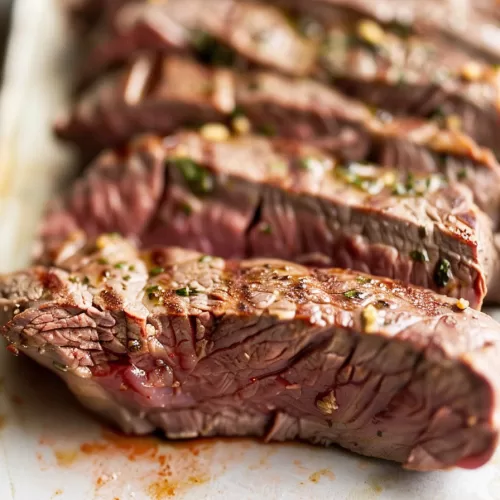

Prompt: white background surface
xmin=1 ymin=1 xmax=500 ymax=499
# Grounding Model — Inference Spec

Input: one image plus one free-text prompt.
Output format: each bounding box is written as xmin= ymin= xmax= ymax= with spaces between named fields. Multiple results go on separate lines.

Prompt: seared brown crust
xmin=72 ymin=0 xmax=500 ymax=157
xmin=37 ymin=132 xmax=497 ymax=308
xmin=55 ymin=55 xmax=500 ymax=226
xmin=2 ymin=235 xmax=500 ymax=470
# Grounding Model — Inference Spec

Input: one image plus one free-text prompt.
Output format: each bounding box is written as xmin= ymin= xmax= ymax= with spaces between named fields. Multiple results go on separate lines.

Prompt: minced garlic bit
xmin=232 ymin=115 xmax=251 ymax=135
xmin=456 ymin=297 xmax=470 ymax=310
xmin=446 ymin=114 xmax=462 ymax=132
xmin=95 ymin=233 xmax=117 ymax=250
xmin=200 ymin=123 xmax=230 ymax=142
xmin=362 ymin=304 xmax=379 ymax=333
xmin=316 ymin=391 xmax=338 ymax=415
xmin=467 ymin=415 xmax=478 ymax=427
xmin=357 ymin=19 xmax=385 ymax=46
xmin=172 ymin=144 xmax=189 ymax=158
xmin=381 ymin=171 xmax=396 ymax=187
xmin=461 ymin=61 xmax=483 ymax=82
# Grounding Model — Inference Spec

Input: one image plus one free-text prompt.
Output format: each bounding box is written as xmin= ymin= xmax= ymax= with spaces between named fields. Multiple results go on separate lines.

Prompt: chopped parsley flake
xmin=343 ymin=289 xmax=364 ymax=299
xmin=127 ymin=340 xmax=142 ymax=353
xmin=175 ymin=286 xmax=200 ymax=297
xmin=299 ymin=156 xmax=322 ymax=171
xmin=149 ymin=267 xmax=165 ymax=277
xmin=199 ymin=255 xmax=213 ymax=263
xmin=434 ymin=258 xmax=452 ymax=288
xmin=97 ymin=257 xmax=109 ymax=265
xmin=172 ymin=158 xmax=214 ymax=195
xmin=145 ymin=285 xmax=160 ymax=300
xmin=356 ymin=276 xmax=373 ymax=284
xmin=180 ymin=202 xmax=193 ymax=216
xmin=191 ymin=30 xmax=236 ymax=66
xmin=258 ymin=123 xmax=276 ymax=137
xmin=260 ymin=223 xmax=273 ymax=234
xmin=410 ymin=249 xmax=430 ymax=263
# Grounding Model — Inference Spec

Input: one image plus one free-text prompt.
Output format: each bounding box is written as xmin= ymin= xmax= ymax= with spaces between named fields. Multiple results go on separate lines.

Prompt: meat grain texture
xmin=2 ymin=235 xmax=500 ymax=471
xmin=37 ymin=132 xmax=499 ymax=309
xmin=71 ymin=0 xmax=500 ymax=156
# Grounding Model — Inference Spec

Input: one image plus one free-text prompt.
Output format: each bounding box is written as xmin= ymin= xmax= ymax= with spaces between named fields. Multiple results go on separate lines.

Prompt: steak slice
xmin=271 ymin=0 xmax=500 ymax=64
xmin=55 ymin=54 xmax=370 ymax=154
xmin=78 ymin=0 xmax=317 ymax=86
xmin=54 ymin=55 xmax=500 ymax=223
xmin=37 ymin=132 xmax=498 ymax=309
xmin=319 ymin=21 xmax=500 ymax=159
xmin=76 ymin=0 xmax=500 ymax=157
xmin=2 ymin=234 xmax=500 ymax=471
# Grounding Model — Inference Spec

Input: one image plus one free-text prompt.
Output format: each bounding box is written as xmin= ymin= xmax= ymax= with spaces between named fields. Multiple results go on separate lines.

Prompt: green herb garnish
xmin=434 ymin=258 xmax=452 ymax=288
xmin=97 ymin=257 xmax=109 ymax=265
xmin=175 ymin=286 xmax=200 ymax=297
xmin=343 ymin=290 xmax=364 ymax=299
xmin=191 ymin=30 xmax=236 ymax=67
xmin=82 ymin=276 xmax=90 ymax=285
xmin=127 ymin=340 xmax=142 ymax=353
xmin=258 ymin=123 xmax=276 ymax=137
xmin=180 ymin=202 xmax=193 ymax=215
xmin=356 ymin=276 xmax=373 ymax=284
xmin=149 ymin=267 xmax=165 ymax=277
xmin=68 ymin=276 xmax=79 ymax=284
xmin=299 ymin=156 xmax=323 ymax=171
xmin=199 ymin=255 xmax=213 ymax=263
xmin=145 ymin=285 xmax=160 ymax=300
xmin=260 ymin=223 xmax=273 ymax=234
xmin=114 ymin=262 xmax=126 ymax=269
xmin=410 ymin=249 xmax=430 ymax=263
xmin=457 ymin=168 xmax=467 ymax=180
xmin=172 ymin=158 xmax=214 ymax=195
xmin=388 ymin=21 xmax=411 ymax=38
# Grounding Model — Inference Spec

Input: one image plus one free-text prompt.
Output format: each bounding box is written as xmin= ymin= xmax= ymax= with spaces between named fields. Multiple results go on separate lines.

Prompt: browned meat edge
xmin=73 ymin=0 xmax=500 ymax=157
xmin=2 ymin=235 xmax=500 ymax=470
xmin=54 ymin=55 xmax=500 ymax=225
xmin=37 ymin=132 xmax=498 ymax=308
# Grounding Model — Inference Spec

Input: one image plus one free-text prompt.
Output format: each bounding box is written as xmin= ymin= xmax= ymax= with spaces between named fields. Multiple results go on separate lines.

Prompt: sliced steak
xmin=78 ymin=0 xmax=317 ymax=86
xmin=271 ymin=0 xmax=500 ymax=63
xmin=76 ymin=0 xmax=500 ymax=157
xmin=37 ymin=132 xmax=498 ymax=308
xmin=319 ymin=21 xmax=500 ymax=159
xmin=2 ymin=234 xmax=500 ymax=470
xmin=64 ymin=0 xmax=135 ymax=30
xmin=55 ymin=55 xmax=370 ymax=155
xmin=54 ymin=56 xmax=500 ymax=223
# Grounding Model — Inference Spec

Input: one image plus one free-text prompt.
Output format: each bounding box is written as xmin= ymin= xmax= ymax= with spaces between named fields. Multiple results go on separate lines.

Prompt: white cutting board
xmin=1 ymin=1 xmax=500 ymax=499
